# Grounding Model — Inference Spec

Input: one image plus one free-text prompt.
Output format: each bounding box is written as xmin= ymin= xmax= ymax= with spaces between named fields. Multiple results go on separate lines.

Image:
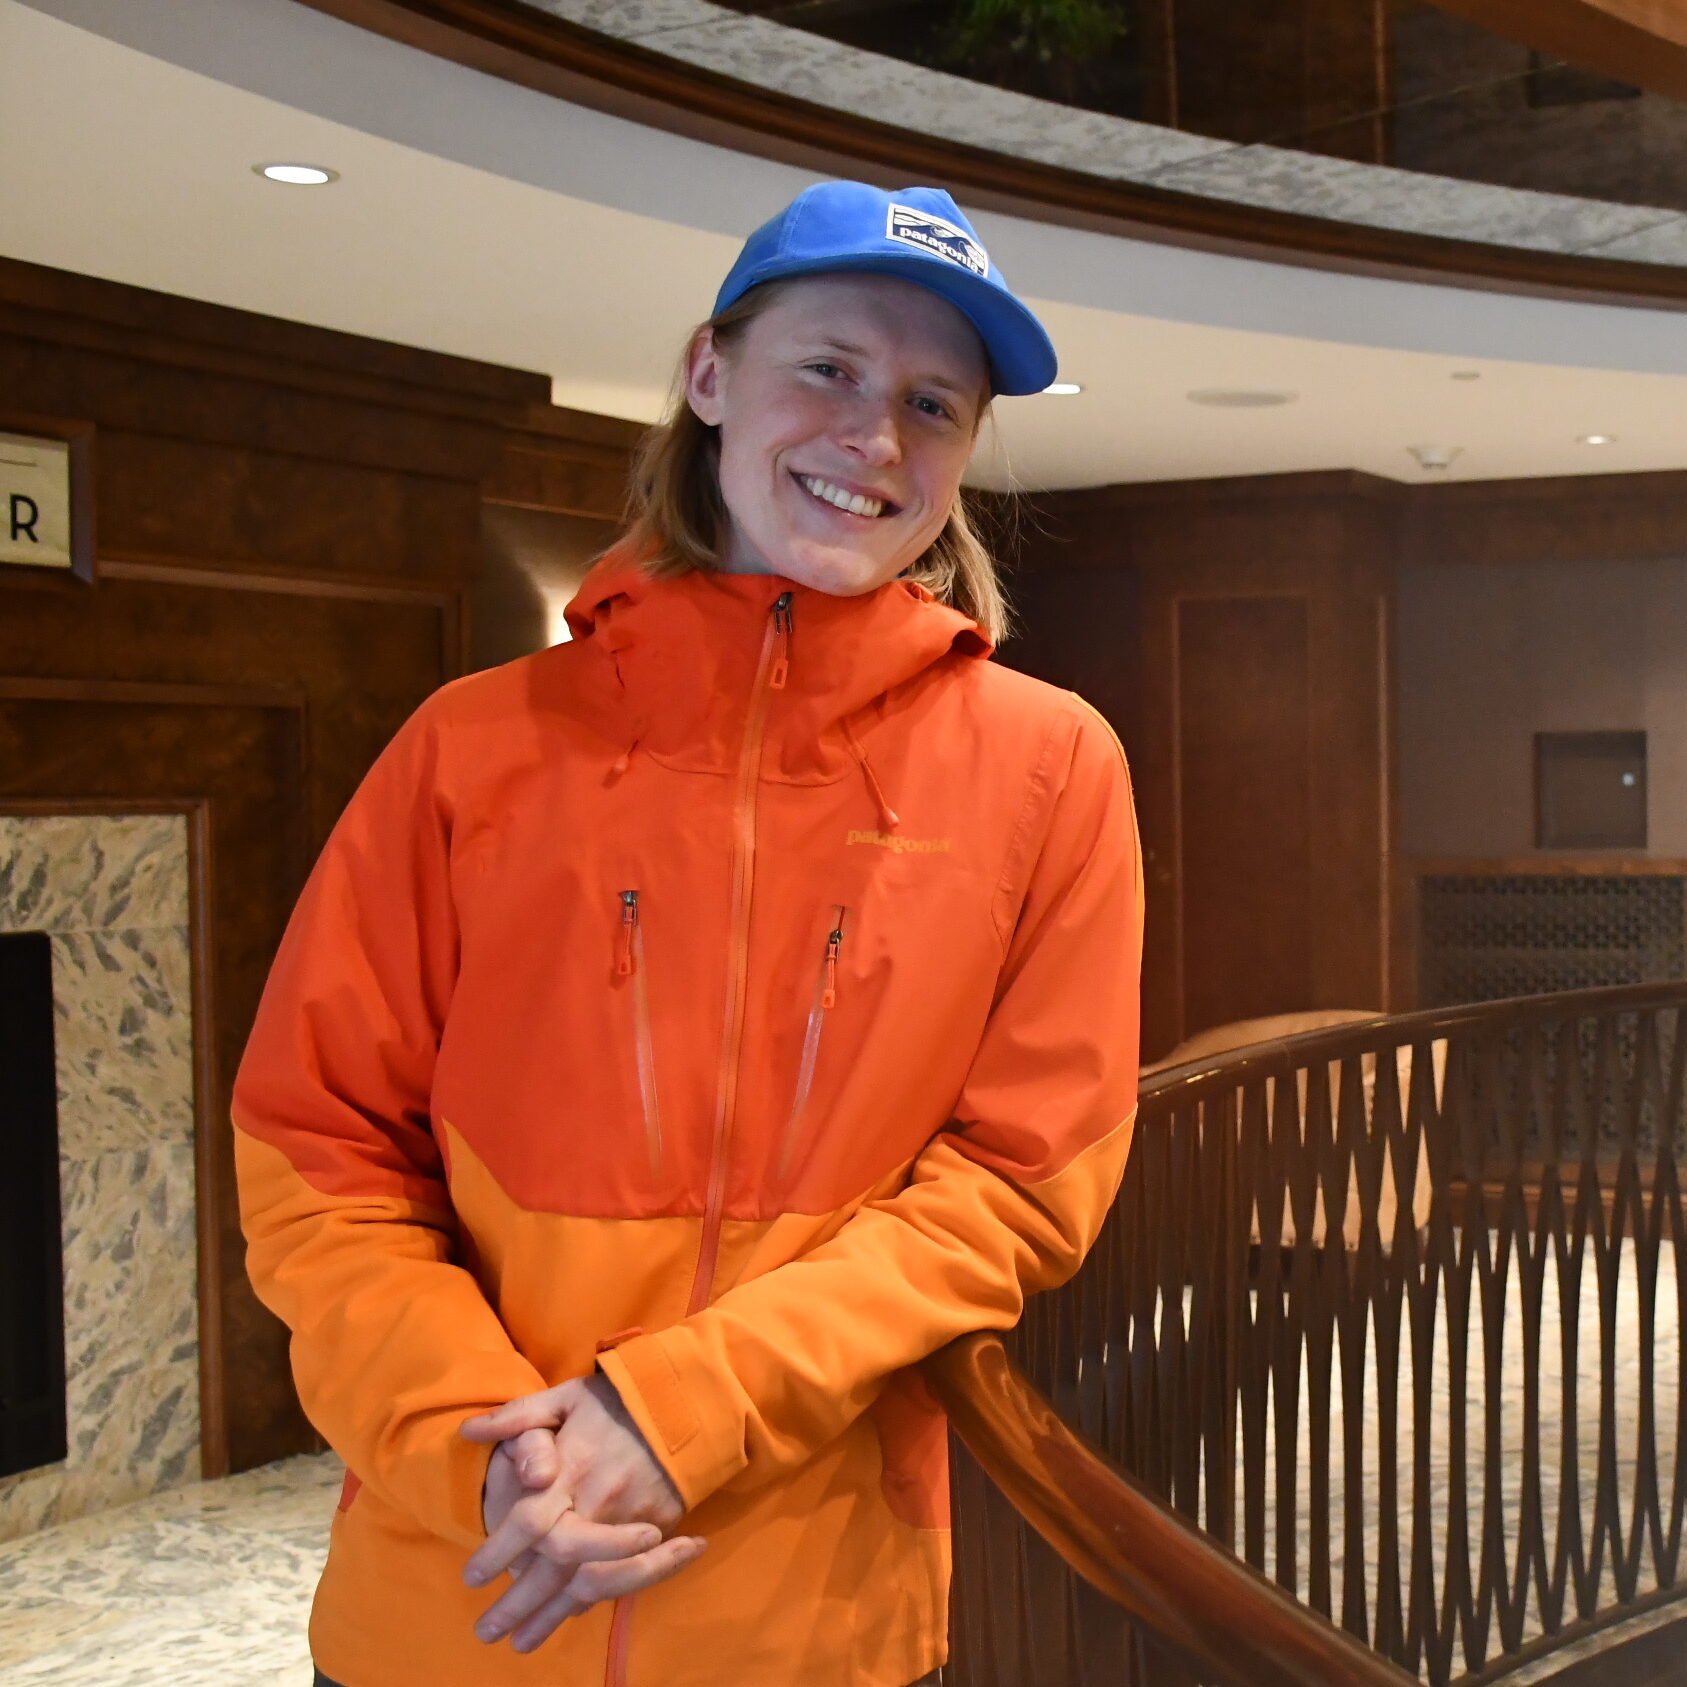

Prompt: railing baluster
xmin=949 ymin=983 xmax=1687 ymax=1687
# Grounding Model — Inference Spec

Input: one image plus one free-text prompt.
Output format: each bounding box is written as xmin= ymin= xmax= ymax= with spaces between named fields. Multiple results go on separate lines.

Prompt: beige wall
xmin=1396 ymin=556 xmax=1687 ymax=858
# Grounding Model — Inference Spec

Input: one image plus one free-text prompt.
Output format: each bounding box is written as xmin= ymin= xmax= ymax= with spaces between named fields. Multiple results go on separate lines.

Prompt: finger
xmin=509 ymin=1539 xmax=707 ymax=1655
xmin=526 ymin=1513 xmax=664 ymax=1576
xmin=507 ymin=1583 xmax=586 ymax=1654
xmin=564 ymin=1536 xmax=708 ymax=1607
xmin=475 ymin=1558 xmax=574 ymax=1645
xmin=507 ymin=1427 xmax=560 ymax=1489
xmin=460 ymin=1390 xmax=569 ymax=1442
xmin=463 ymin=1484 xmax=575 ymax=1588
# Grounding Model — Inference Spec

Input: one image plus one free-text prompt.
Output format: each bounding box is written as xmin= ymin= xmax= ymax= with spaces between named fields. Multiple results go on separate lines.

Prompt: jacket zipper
xmin=777 ymin=907 xmax=846 ymax=1180
xmin=617 ymin=890 xmax=663 ymax=1178
xmin=606 ymin=590 xmax=791 ymax=1687
xmin=687 ymin=589 xmax=792 ymax=1315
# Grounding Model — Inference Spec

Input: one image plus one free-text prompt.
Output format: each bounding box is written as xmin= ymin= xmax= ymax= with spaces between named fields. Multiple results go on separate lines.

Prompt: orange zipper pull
xmin=822 ymin=913 xmax=843 ymax=1008
xmin=769 ymin=592 xmax=793 ymax=690
xmin=617 ymin=890 xmax=638 ymax=977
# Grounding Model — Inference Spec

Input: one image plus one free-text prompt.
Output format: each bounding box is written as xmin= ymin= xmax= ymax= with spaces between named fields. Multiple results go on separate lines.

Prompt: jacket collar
xmin=564 ymin=539 xmax=991 ymax=780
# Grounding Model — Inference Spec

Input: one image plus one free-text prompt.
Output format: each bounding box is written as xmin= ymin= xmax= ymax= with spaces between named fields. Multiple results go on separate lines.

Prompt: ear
xmin=684 ymin=327 xmax=726 ymax=427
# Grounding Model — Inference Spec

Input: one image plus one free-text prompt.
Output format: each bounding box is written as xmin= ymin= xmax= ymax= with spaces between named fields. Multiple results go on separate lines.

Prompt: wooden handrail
xmin=995 ymin=978 xmax=1687 ymax=1683
xmin=925 ymin=1332 xmax=1419 ymax=1687
xmin=1138 ymin=978 xmax=1687 ymax=1108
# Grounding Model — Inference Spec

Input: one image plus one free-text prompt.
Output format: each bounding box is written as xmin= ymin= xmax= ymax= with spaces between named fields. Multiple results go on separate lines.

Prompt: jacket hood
xmin=563 ymin=541 xmax=992 ymax=784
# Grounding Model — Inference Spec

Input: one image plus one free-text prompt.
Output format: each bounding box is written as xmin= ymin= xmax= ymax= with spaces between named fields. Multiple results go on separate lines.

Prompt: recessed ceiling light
xmin=254 ymin=163 xmax=339 ymax=186
xmin=1186 ymin=388 xmax=1297 ymax=408
xmin=1407 ymin=444 xmax=1462 ymax=471
xmin=1579 ymin=433 xmax=1616 ymax=446
xmin=1450 ymin=370 xmax=1481 ymax=381
xmin=1042 ymin=382 xmax=1082 ymax=396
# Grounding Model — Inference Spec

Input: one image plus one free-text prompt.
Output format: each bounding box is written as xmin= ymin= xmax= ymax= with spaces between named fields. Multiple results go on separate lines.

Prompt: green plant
xmin=940 ymin=0 xmax=1127 ymax=81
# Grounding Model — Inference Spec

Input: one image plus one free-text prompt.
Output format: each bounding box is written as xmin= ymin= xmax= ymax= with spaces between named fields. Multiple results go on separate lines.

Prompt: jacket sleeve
xmin=231 ymin=699 xmax=548 ymax=1548
xmin=598 ymin=700 xmax=1143 ymax=1511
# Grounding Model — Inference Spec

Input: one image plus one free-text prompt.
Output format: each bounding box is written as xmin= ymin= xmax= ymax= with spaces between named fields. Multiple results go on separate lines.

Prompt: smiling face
xmin=683 ymin=272 xmax=989 ymax=597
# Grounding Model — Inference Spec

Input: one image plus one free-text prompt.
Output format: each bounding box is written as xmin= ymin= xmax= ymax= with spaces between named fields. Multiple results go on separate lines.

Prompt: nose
xmin=838 ymin=395 xmax=902 ymax=468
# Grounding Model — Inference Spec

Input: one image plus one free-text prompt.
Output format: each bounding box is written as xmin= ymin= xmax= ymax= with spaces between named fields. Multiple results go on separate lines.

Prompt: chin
xmin=773 ymin=538 xmax=913 ymax=599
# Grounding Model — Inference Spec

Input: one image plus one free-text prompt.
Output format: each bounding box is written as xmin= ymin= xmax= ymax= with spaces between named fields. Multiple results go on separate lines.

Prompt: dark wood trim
xmin=184 ymin=799 xmax=227 ymax=1477
xmin=504 ymin=398 xmax=646 ymax=455
xmin=483 ymin=401 xmax=642 ymax=519
xmin=0 ymin=411 xmax=96 ymax=587
xmin=294 ymin=0 xmax=1687 ymax=309
xmin=1426 ymin=0 xmax=1687 ymax=103
xmin=1400 ymin=468 xmax=1687 ymax=568
xmin=0 ymin=677 xmax=306 ymax=712
xmin=0 ymin=257 xmax=548 ymax=420
xmin=1473 ymin=1581 xmax=1687 ymax=1686
xmin=1407 ymin=853 xmax=1687 ymax=875
xmin=1062 ymin=468 xmax=1408 ymax=513
xmin=99 ymin=553 xmax=462 ymax=608
xmin=96 ymin=555 xmax=473 ymax=687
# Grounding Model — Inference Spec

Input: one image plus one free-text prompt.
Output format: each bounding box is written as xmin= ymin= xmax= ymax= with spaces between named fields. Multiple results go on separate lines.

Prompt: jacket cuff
xmin=433 ymin=1425 xmax=498 ymax=1549
xmin=597 ymin=1329 xmax=748 ymax=1513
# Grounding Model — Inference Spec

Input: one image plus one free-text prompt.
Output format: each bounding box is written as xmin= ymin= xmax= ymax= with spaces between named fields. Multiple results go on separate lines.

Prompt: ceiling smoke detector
xmin=1186 ymin=388 xmax=1297 ymax=408
xmin=1407 ymin=444 xmax=1462 ymax=471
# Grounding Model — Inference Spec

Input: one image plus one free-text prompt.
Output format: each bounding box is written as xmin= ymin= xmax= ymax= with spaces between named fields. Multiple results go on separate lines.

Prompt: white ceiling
xmin=7 ymin=0 xmax=1687 ymax=489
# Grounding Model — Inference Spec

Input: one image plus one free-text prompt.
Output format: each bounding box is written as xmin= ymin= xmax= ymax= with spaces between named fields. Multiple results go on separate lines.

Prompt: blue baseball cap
xmin=713 ymin=181 xmax=1057 ymax=398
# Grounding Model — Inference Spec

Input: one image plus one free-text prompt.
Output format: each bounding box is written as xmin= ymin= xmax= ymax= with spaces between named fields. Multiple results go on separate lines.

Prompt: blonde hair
xmin=625 ymin=281 xmax=1009 ymax=646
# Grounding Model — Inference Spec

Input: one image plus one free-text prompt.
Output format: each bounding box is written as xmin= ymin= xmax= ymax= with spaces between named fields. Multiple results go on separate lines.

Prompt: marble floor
xmin=0 ymin=1451 xmax=339 ymax=1686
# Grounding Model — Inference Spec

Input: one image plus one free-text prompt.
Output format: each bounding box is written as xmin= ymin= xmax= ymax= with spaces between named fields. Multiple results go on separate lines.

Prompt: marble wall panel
xmin=0 ymin=815 xmax=199 ymax=1544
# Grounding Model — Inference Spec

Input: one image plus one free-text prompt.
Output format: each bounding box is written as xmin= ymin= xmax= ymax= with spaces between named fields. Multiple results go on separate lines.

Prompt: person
xmin=232 ymin=179 xmax=1143 ymax=1687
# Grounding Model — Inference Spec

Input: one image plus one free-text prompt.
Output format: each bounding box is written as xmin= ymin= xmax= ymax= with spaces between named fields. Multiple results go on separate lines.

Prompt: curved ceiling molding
xmin=1427 ymin=0 xmax=1687 ymax=102
xmin=10 ymin=0 xmax=1687 ymax=490
xmin=283 ymin=0 xmax=1687 ymax=309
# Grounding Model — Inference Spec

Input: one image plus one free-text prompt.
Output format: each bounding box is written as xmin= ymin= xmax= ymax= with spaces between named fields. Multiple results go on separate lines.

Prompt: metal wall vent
xmin=1419 ymin=874 xmax=1686 ymax=1007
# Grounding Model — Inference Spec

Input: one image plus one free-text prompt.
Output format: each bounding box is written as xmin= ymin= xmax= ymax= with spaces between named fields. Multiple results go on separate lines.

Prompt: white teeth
xmin=800 ymin=475 xmax=883 ymax=519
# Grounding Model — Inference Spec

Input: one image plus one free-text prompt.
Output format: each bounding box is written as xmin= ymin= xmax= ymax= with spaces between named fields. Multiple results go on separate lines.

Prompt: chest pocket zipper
xmin=777 ymin=906 xmax=846 ymax=1180
xmin=617 ymin=890 xmax=664 ymax=1177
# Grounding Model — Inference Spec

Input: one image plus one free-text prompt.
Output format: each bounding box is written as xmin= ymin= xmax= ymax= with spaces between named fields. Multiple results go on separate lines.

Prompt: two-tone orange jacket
xmin=232 ymin=545 xmax=1142 ymax=1687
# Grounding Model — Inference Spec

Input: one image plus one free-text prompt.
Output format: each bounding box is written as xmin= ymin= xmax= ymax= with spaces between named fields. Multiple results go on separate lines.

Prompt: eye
xmin=806 ymin=361 xmax=846 ymax=379
xmin=911 ymin=394 xmax=956 ymax=422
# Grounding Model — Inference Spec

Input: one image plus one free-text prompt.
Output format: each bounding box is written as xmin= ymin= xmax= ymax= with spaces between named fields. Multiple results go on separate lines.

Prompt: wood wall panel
xmin=1000 ymin=563 xmax=1142 ymax=756
xmin=1177 ymin=596 xmax=1315 ymax=1032
xmin=0 ymin=253 xmax=636 ymax=1475
xmin=0 ymin=323 xmax=519 ymax=492
xmin=95 ymin=432 xmax=478 ymax=579
xmin=1003 ymin=472 xmax=1395 ymax=1061
xmin=1401 ymin=469 xmax=1687 ymax=568
xmin=1166 ymin=0 xmax=1390 ymax=160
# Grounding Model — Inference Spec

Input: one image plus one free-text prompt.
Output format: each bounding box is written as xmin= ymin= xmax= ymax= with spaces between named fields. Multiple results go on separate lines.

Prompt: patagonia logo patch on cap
xmin=885 ymin=203 xmax=989 ymax=278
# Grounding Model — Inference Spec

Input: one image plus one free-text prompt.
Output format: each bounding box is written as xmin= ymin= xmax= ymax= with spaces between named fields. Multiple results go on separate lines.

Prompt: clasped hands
xmin=458 ymin=1374 xmax=707 ymax=1654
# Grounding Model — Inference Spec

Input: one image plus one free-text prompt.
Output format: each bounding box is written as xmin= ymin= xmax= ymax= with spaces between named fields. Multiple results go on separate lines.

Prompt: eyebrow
xmin=805 ymin=336 xmax=978 ymax=400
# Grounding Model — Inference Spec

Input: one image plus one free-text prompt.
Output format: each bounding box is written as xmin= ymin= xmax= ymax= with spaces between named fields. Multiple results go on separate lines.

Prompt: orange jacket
xmin=233 ymin=545 xmax=1142 ymax=1687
